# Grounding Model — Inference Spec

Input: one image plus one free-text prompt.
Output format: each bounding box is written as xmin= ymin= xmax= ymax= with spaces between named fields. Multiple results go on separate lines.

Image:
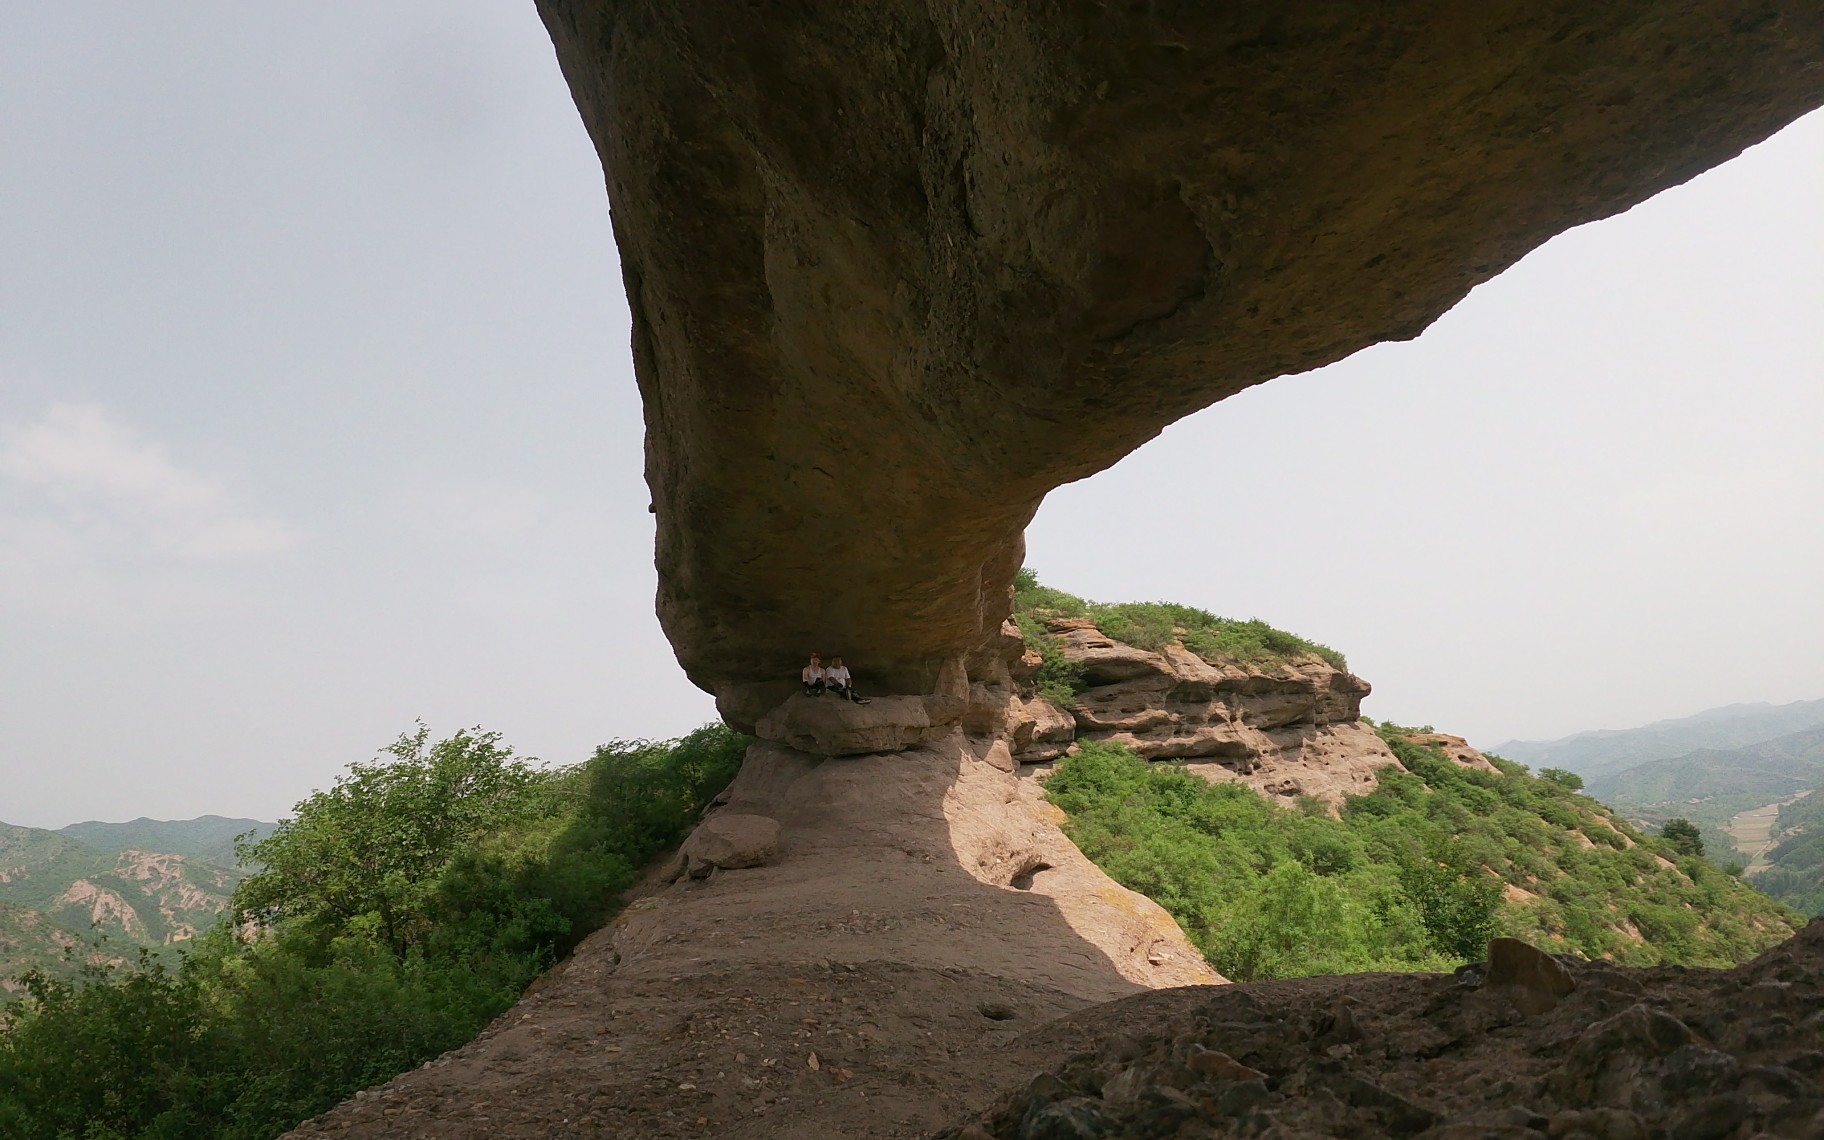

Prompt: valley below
xmin=0 ymin=816 xmax=271 ymax=987
xmin=1729 ymin=791 xmax=1814 ymax=876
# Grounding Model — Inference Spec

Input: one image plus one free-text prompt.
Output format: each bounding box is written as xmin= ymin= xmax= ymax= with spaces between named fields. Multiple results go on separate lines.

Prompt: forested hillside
xmin=0 ymin=903 xmax=89 ymax=989
xmin=1009 ymin=575 xmax=1803 ymax=979
xmin=0 ymin=723 xmax=748 ymax=1140
xmin=1588 ymin=724 xmax=1824 ymax=807
xmin=1045 ymin=728 xmax=1799 ymax=982
xmin=1755 ymin=789 xmax=1824 ymax=915
xmin=1581 ymin=725 xmax=1824 ymax=865
xmin=0 ymin=822 xmax=249 ymax=986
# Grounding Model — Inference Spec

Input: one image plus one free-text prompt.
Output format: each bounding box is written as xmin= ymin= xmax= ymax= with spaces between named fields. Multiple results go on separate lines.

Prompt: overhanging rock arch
xmin=534 ymin=1 xmax=1824 ymax=727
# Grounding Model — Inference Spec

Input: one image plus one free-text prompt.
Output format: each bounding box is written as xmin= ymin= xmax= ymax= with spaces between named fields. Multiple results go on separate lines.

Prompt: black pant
xmin=828 ymin=682 xmax=862 ymax=702
xmin=803 ymin=679 xmax=827 ymax=695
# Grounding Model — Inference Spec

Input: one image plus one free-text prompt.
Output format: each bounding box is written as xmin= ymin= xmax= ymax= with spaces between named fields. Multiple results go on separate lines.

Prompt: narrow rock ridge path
xmin=286 ymin=734 xmax=1216 ymax=1138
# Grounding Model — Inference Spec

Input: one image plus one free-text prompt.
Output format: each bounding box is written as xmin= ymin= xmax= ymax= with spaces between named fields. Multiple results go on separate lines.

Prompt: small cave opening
xmin=1009 ymin=861 xmax=1053 ymax=890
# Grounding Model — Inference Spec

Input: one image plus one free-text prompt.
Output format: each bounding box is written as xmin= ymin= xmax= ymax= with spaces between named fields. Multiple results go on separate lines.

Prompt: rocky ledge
xmin=994 ymin=618 xmax=1401 ymax=805
xmin=750 ymin=611 xmax=1408 ymax=807
xmin=941 ymin=919 xmax=1824 ymax=1140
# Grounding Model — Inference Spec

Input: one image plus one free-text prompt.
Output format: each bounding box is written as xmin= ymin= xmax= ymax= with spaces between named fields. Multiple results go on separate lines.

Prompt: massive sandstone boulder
xmin=536 ymin=0 xmax=1824 ymax=725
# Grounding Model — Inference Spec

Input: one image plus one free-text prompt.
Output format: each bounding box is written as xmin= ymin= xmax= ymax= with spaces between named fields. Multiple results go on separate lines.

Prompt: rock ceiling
xmin=535 ymin=1 xmax=1824 ymax=727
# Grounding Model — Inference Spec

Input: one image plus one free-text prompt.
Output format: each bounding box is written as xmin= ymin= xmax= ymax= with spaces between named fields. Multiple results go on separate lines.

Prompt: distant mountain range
xmin=0 ymin=815 xmax=274 ymax=988
xmin=1586 ymin=724 xmax=1824 ymax=808
xmin=1489 ymin=699 xmax=1824 ymax=781
xmin=56 ymin=815 xmax=273 ymax=868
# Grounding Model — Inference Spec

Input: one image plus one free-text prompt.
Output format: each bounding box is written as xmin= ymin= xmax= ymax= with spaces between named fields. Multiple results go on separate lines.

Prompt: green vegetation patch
xmin=1754 ymin=790 xmax=1824 ymax=916
xmin=1011 ymin=569 xmax=1346 ymax=706
xmin=1044 ymin=730 xmax=1801 ymax=983
xmin=0 ymin=824 xmax=246 ymax=969
xmin=0 ymin=722 xmax=749 ymax=1140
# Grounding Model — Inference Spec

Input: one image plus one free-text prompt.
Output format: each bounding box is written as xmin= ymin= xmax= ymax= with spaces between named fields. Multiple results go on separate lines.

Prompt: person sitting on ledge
xmin=801 ymin=651 xmax=827 ymax=696
xmin=824 ymin=655 xmax=870 ymax=704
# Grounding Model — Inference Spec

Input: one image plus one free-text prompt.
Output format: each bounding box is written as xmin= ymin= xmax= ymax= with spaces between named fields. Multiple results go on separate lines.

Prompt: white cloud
xmin=0 ymin=402 xmax=300 ymax=559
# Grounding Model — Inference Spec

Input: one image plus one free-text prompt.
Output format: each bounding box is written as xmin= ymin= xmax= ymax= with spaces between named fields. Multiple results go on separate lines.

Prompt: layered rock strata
xmin=996 ymin=618 xmax=1403 ymax=804
xmin=754 ymin=615 xmax=1401 ymax=804
xmin=536 ymin=0 xmax=1824 ymax=718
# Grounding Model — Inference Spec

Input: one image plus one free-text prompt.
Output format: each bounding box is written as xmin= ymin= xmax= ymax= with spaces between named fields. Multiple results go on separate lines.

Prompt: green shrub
xmin=0 ymin=722 xmax=750 ymax=1140
xmin=1012 ymin=568 xmax=1087 ymax=618
xmin=1661 ymin=818 xmax=1705 ymax=859
xmin=1045 ymin=742 xmax=1456 ymax=981
xmin=1396 ymin=844 xmax=1503 ymax=961
xmin=0 ymin=952 xmax=204 ymax=1140
xmin=1047 ymin=731 xmax=1799 ymax=981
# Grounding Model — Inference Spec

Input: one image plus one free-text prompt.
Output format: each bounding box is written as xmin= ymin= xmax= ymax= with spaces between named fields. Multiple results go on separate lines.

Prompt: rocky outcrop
xmin=755 ymin=692 xmax=958 ymax=756
xmin=741 ymin=615 xmax=1403 ymax=807
xmin=942 ymin=919 xmax=1824 ymax=1140
xmin=1003 ymin=694 xmax=1078 ymax=765
xmin=1482 ymin=936 xmax=1578 ymax=1016
xmin=1405 ymin=730 xmax=1503 ymax=774
xmin=536 ymin=0 xmax=1824 ymax=721
xmin=1008 ymin=618 xmax=1402 ymax=804
xmin=675 ymin=812 xmax=781 ymax=878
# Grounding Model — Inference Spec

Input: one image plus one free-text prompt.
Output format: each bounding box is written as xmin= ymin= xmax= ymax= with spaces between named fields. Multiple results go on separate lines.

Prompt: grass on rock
xmin=1013 ymin=569 xmax=1347 ymax=709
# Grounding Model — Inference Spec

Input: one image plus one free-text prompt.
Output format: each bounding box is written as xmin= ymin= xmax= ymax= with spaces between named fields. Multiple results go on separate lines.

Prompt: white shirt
xmin=826 ymin=665 xmax=852 ymax=685
xmin=802 ymin=663 xmax=825 ymax=683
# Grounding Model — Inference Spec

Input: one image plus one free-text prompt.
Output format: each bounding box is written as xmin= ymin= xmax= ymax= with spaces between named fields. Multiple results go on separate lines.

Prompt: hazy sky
xmin=3 ymin=6 xmax=1819 ymax=829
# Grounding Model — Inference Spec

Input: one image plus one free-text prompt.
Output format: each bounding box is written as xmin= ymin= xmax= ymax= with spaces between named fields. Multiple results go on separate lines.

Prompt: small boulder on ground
xmin=1484 ymin=937 xmax=1577 ymax=1015
xmin=680 ymin=813 xmax=780 ymax=878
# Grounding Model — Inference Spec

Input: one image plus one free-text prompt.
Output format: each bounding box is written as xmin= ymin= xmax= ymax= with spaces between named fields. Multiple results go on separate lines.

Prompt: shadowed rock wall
xmin=535 ymin=1 xmax=1824 ymax=726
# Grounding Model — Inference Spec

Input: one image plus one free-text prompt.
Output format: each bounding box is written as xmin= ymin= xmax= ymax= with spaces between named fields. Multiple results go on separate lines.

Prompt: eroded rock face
xmin=537 ymin=1 xmax=1824 ymax=722
xmin=1026 ymin=618 xmax=1401 ymax=803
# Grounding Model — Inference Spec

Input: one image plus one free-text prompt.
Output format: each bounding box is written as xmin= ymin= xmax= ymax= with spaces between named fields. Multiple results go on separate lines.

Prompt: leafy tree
xmin=1396 ymin=845 xmax=1503 ymax=961
xmin=1539 ymin=768 xmax=1584 ymax=791
xmin=1661 ymin=817 xmax=1705 ymax=859
xmin=233 ymin=725 xmax=547 ymax=958
xmin=1 ymin=721 xmax=751 ymax=1140
xmin=0 ymin=952 xmax=204 ymax=1140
